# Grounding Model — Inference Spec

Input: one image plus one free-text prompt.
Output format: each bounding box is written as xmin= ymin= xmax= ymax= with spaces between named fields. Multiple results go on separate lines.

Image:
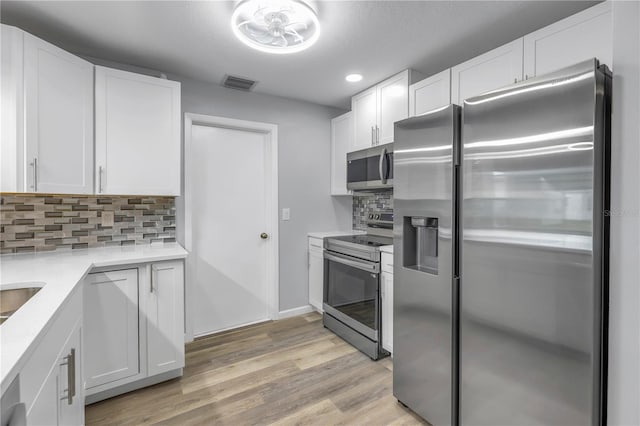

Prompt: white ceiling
xmin=1 ymin=1 xmax=598 ymax=109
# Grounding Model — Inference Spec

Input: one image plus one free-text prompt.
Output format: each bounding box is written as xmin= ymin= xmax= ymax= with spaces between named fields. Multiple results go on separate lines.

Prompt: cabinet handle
xmin=31 ymin=158 xmax=38 ymax=192
xmin=60 ymin=348 xmax=76 ymax=405
xmin=371 ymin=126 xmax=375 ymax=145
xmin=376 ymin=126 xmax=379 ymax=145
xmin=525 ymin=74 xmax=529 ymax=80
xmin=150 ymin=265 xmax=155 ymax=293
xmin=514 ymin=78 xmax=518 ymax=83
xmin=98 ymin=166 xmax=104 ymax=193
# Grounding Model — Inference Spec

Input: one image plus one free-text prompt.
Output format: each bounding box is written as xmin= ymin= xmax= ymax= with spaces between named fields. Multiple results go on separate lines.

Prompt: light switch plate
xmin=101 ymin=211 xmax=114 ymax=227
xmin=282 ymin=208 xmax=290 ymax=221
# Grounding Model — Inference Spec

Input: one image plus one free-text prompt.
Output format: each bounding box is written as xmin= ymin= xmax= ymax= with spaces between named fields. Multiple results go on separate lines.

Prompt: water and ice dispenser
xmin=403 ymin=216 xmax=438 ymax=274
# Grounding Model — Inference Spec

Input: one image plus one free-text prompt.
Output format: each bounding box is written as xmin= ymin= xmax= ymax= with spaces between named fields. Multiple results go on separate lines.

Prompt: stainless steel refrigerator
xmin=393 ymin=59 xmax=610 ymax=426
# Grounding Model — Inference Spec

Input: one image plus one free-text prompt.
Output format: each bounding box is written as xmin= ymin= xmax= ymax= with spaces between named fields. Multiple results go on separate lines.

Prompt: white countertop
xmin=308 ymin=230 xmax=365 ymax=239
xmin=0 ymin=243 xmax=188 ymax=393
xmin=380 ymin=245 xmax=394 ymax=254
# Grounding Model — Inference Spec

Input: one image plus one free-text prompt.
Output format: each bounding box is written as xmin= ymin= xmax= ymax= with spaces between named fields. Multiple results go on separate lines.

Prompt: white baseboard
xmin=277 ymin=305 xmax=314 ymax=319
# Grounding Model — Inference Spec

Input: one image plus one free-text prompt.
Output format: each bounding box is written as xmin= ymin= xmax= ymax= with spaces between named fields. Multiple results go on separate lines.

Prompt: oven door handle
xmin=324 ymin=252 xmax=380 ymax=273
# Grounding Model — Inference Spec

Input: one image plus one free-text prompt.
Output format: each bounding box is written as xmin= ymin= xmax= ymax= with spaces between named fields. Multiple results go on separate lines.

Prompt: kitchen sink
xmin=0 ymin=283 xmax=44 ymax=325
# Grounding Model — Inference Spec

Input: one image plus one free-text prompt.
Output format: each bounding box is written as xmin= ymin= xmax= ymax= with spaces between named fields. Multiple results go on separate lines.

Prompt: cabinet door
xmin=58 ymin=321 xmax=84 ymax=426
xmin=308 ymin=238 xmax=324 ymax=312
xmin=330 ymin=112 xmax=353 ymax=196
xmin=26 ymin=363 xmax=59 ymax=426
xmin=95 ymin=66 xmax=181 ymax=195
xmin=147 ymin=261 xmax=185 ymax=376
xmin=1 ymin=25 xmax=24 ymax=193
xmin=84 ymin=268 xmax=140 ymax=389
xmin=23 ymin=32 xmax=94 ymax=194
xmin=377 ymin=70 xmax=409 ymax=144
xmin=26 ymin=320 xmax=83 ymax=426
xmin=451 ymin=39 xmax=523 ymax=105
xmin=351 ymin=87 xmax=377 ymax=152
xmin=381 ymin=271 xmax=393 ymax=354
xmin=524 ymin=2 xmax=612 ymax=78
xmin=409 ymin=69 xmax=451 ymax=116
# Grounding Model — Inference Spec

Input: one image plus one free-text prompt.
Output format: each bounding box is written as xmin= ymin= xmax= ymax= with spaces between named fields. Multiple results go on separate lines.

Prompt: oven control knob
xmin=374 ymin=214 xmax=380 ymax=220
xmin=368 ymin=214 xmax=374 ymax=220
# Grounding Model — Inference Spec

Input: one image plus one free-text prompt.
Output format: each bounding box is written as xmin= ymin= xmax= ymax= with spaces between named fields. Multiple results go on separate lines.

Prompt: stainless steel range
xmin=323 ymin=212 xmax=393 ymax=360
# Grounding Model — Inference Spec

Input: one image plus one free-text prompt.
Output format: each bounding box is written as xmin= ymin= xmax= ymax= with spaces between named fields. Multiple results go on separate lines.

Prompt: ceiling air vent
xmin=222 ymin=75 xmax=257 ymax=91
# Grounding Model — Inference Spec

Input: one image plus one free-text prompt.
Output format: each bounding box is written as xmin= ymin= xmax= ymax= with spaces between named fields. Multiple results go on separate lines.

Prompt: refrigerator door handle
xmin=379 ymin=148 xmax=388 ymax=184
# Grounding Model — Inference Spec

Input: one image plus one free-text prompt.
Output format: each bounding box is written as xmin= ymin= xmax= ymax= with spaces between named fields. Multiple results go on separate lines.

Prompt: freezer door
xmin=393 ymin=105 xmax=460 ymax=426
xmin=460 ymin=59 xmax=608 ymax=425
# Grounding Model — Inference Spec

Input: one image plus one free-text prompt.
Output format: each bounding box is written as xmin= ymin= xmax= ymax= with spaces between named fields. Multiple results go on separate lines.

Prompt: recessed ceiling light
xmin=345 ymin=74 xmax=363 ymax=83
xmin=231 ymin=0 xmax=320 ymax=55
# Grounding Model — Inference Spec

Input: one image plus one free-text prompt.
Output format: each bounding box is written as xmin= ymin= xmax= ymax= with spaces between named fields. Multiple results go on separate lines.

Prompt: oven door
xmin=323 ymin=251 xmax=380 ymax=341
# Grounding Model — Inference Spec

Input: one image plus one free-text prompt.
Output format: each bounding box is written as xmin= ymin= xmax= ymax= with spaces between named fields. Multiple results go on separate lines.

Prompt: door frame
xmin=183 ymin=113 xmax=279 ymax=341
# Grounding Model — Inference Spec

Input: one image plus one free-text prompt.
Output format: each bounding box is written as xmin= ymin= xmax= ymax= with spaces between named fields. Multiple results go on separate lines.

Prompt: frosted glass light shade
xmin=231 ymin=0 xmax=320 ymax=54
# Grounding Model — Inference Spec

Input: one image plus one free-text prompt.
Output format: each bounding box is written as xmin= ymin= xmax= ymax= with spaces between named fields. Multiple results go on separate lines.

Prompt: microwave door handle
xmin=379 ymin=148 xmax=388 ymax=184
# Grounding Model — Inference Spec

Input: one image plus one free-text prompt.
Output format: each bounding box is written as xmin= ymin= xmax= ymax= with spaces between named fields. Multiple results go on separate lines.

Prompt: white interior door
xmin=189 ymin=123 xmax=274 ymax=336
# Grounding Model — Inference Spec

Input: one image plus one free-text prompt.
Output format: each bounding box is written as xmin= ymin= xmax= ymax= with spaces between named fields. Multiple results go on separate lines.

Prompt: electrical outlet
xmin=282 ymin=208 xmax=290 ymax=221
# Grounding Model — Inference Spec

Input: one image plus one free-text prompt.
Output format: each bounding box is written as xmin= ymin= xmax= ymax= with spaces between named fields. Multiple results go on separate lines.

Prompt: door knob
xmin=260 ymin=232 xmax=269 ymax=239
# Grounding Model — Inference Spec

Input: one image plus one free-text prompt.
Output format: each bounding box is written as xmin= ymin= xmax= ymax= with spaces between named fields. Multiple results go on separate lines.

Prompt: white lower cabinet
xmin=381 ymin=251 xmax=393 ymax=354
xmin=308 ymin=237 xmax=324 ymax=312
xmin=84 ymin=268 xmax=141 ymax=390
xmin=83 ymin=260 xmax=185 ymax=401
xmin=147 ymin=261 xmax=185 ymax=376
xmin=21 ymin=286 xmax=84 ymax=426
xmin=27 ymin=322 xmax=83 ymax=425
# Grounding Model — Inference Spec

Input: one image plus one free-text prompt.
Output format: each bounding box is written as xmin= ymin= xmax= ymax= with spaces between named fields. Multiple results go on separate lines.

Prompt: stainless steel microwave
xmin=346 ymin=143 xmax=393 ymax=191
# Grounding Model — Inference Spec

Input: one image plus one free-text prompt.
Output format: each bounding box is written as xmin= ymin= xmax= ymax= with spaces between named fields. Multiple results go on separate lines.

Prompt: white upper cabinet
xmin=409 ymin=69 xmax=452 ymax=116
xmin=24 ymin=32 xmax=94 ymax=194
xmin=1 ymin=25 xmax=94 ymax=194
xmin=147 ymin=261 xmax=185 ymax=376
xmin=1 ymin=25 xmax=24 ymax=192
xmin=524 ymin=2 xmax=612 ymax=78
xmin=451 ymin=39 xmax=524 ymax=105
xmin=351 ymin=86 xmax=377 ymax=152
xmin=330 ymin=111 xmax=353 ymax=196
xmin=95 ymin=66 xmax=181 ymax=196
xmin=377 ymin=70 xmax=410 ymax=144
xmin=350 ymin=70 xmax=422 ymax=152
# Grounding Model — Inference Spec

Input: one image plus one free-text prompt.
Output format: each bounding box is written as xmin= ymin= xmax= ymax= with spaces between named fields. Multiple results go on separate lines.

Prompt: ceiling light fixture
xmin=231 ymin=0 xmax=320 ymax=55
xmin=345 ymin=74 xmax=363 ymax=83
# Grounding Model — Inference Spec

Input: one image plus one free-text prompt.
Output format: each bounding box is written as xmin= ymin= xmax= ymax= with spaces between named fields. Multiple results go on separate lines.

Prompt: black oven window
xmin=347 ymin=157 xmax=367 ymax=183
xmin=325 ymin=259 xmax=378 ymax=331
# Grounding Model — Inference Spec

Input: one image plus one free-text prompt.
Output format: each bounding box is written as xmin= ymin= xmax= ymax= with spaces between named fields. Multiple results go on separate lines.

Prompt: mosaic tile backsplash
xmin=0 ymin=194 xmax=176 ymax=254
xmin=352 ymin=190 xmax=394 ymax=230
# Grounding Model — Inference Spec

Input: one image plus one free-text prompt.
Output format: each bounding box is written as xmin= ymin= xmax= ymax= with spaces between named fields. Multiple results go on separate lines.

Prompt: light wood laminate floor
xmin=85 ymin=312 xmax=428 ymax=425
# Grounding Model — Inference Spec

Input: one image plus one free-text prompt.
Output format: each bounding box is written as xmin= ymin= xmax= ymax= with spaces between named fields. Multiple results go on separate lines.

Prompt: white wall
xmin=174 ymin=78 xmax=352 ymax=312
xmin=608 ymin=1 xmax=640 ymax=425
